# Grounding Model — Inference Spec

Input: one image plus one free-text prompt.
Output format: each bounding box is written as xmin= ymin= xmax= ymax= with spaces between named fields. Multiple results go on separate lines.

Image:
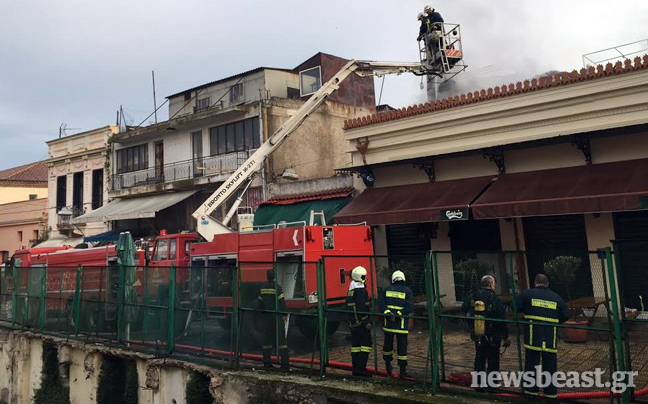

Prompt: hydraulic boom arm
xmin=192 ymin=59 xmax=433 ymax=241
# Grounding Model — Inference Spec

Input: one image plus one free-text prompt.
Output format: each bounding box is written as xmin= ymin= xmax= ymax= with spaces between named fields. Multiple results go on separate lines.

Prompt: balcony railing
xmin=111 ymin=150 xmax=252 ymax=191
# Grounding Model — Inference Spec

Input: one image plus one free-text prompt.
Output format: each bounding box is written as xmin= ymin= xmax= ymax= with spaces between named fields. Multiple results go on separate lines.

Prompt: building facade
xmin=0 ymin=162 xmax=48 ymax=259
xmin=335 ymin=56 xmax=648 ymax=304
xmin=46 ymin=126 xmax=118 ymax=240
xmin=75 ymin=53 xmax=375 ymax=235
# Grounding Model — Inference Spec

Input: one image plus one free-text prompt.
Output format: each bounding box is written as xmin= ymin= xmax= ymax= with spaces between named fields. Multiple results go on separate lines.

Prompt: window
xmin=229 ymin=83 xmax=243 ymax=103
xmin=56 ymin=176 xmax=67 ymax=211
xmin=153 ymin=240 xmax=168 ymax=261
xmin=92 ymin=169 xmax=103 ymax=210
xmin=29 ymin=194 xmax=37 ymax=200
xmin=299 ymin=66 xmax=322 ymax=96
xmin=0 ymin=251 xmax=8 ymax=263
xmin=184 ymin=91 xmax=192 ymax=101
xmin=32 ymin=230 xmax=39 ymax=241
xmin=17 ymin=231 xmax=23 ymax=242
xmin=169 ymin=239 xmax=177 ymax=260
xmin=208 ymin=117 xmax=260 ymax=156
xmin=116 ymin=144 xmax=148 ymax=174
xmin=72 ymin=172 xmax=84 ymax=214
xmin=195 ymin=97 xmax=210 ymax=112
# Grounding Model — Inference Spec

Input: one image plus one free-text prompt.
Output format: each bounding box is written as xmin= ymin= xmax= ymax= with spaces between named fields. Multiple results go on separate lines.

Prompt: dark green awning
xmin=253 ymin=197 xmax=351 ymax=226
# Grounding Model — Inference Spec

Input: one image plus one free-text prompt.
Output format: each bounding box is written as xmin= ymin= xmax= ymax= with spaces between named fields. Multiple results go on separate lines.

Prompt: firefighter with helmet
xmin=347 ymin=266 xmax=372 ymax=377
xmin=421 ymin=5 xmax=445 ymax=60
xmin=378 ymin=270 xmax=414 ymax=378
xmin=461 ymin=275 xmax=510 ymax=388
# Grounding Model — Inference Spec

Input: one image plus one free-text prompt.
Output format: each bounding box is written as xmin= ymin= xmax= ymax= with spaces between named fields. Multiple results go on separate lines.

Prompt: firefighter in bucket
xmin=461 ymin=275 xmax=510 ymax=387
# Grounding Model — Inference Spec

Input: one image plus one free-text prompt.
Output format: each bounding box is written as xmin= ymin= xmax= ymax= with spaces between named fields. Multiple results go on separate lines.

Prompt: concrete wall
xmin=267 ymin=98 xmax=372 ymax=183
xmin=0 ymin=198 xmax=47 ymax=254
xmin=0 ymin=186 xmax=48 ymax=205
xmin=0 ymin=332 xmax=43 ymax=404
xmin=168 ymin=70 xmax=268 ymax=118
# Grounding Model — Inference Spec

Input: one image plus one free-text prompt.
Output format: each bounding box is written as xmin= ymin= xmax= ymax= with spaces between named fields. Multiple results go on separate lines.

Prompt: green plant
xmin=125 ymin=361 xmax=139 ymax=404
xmin=185 ymin=372 xmax=212 ymax=404
xmin=543 ymin=255 xmax=581 ymax=304
xmin=454 ymin=258 xmax=493 ymax=298
xmin=97 ymin=356 xmax=127 ymax=404
xmin=33 ymin=343 xmax=69 ymax=404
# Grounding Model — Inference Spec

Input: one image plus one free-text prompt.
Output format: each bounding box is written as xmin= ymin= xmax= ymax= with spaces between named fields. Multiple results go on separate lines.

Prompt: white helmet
xmin=417 ymin=12 xmax=425 ymax=21
xmin=392 ymin=270 xmax=406 ymax=283
xmin=424 ymin=5 xmax=434 ymax=14
xmin=351 ymin=266 xmax=368 ymax=283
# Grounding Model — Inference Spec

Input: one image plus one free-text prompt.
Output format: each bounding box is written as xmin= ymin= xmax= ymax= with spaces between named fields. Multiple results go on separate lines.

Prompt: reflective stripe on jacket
xmin=378 ymin=282 xmax=413 ymax=334
xmin=516 ymin=285 xmax=569 ymax=353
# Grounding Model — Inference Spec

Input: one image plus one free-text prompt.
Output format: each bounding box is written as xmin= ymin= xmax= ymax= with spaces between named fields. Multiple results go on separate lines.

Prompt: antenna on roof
xmin=59 ymin=123 xmax=81 ymax=138
xmin=582 ymin=39 xmax=648 ymax=68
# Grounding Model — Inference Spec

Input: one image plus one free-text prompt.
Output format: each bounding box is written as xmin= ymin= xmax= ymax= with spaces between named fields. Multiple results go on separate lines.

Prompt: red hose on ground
xmin=144 ymin=341 xmax=648 ymax=399
xmin=143 ymin=341 xmax=390 ymax=377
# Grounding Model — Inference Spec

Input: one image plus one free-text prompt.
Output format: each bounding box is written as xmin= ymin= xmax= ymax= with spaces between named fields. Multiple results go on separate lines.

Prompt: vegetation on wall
xmin=97 ymin=356 xmax=138 ymax=404
xmin=33 ymin=342 xmax=70 ymax=404
xmin=185 ymin=371 xmax=212 ymax=404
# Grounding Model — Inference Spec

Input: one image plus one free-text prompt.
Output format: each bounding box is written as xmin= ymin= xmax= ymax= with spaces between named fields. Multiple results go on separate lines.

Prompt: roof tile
xmin=261 ymin=187 xmax=354 ymax=206
xmin=344 ymin=54 xmax=648 ymax=130
xmin=0 ymin=162 xmax=48 ymax=183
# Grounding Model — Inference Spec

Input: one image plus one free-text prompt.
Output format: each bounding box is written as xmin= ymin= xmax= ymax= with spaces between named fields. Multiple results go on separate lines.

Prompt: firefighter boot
xmin=280 ymin=348 xmax=290 ymax=372
xmin=385 ymin=361 xmax=394 ymax=377
xmin=399 ymin=365 xmax=411 ymax=379
xmin=262 ymin=350 xmax=274 ymax=369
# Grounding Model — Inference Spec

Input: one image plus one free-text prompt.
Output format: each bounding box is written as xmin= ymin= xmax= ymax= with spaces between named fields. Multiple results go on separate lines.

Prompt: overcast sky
xmin=1 ymin=0 xmax=647 ymax=169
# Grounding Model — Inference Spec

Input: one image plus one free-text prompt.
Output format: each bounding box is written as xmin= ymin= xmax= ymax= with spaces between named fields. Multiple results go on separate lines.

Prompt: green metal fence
xmin=0 ymin=248 xmax=641 ymax=402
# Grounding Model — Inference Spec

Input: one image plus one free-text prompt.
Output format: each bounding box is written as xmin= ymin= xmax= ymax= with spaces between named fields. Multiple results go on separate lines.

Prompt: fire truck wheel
xmin=296 ymin=316 xmax=340 ymax=339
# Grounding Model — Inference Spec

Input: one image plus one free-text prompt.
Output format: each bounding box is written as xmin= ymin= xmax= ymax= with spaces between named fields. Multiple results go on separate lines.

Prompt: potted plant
xmin=543 ymin=255 xmax=587 ymax=342
xmin=454 ymin=258 xmax=493 ymax=299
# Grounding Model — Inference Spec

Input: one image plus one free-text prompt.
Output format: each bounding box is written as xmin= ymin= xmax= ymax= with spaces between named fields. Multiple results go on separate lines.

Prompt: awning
xmin=72 ymin=190 xmax=196 ymax=223
xmin=253 ymin=188 xmax=354 ymax=226
xmin=333 ymin=176 xmax=495 ymax=225
xmin=472 ymin=158 xmax=648 ymax=219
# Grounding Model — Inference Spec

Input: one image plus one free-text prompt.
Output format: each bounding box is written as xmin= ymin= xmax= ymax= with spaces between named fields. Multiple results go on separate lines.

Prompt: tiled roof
xmin=261 ymin=187 xmax=354 ymax=205
xmin=344 ymin=55 xmax=648 ymax=130
xmin=0 ymin=161 xmax=48 ymax=183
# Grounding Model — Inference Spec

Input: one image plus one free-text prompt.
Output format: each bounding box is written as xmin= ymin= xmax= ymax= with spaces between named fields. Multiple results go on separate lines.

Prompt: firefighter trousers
xmin=383 ymin=331 xmax=408 ymax=369
xmin=262 ymin=317 xmax=289 ymax=369
xmin=474 ymin=335 xmax=501 ymax=374
xmin=524 ymin=349 xmax=558 ymax=398
xmin=350 ymin=325 xmax=372 ymax=374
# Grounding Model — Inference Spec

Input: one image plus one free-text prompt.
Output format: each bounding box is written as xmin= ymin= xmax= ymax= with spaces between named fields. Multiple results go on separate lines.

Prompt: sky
xmin=1 ymin=0 xmax=647 ymax=169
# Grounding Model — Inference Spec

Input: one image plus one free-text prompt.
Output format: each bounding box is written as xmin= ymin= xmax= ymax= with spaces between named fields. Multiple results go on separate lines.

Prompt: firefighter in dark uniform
xmin=516 ymin=274 xmax=569 ymax=398
xmin=257 ymin=269 xmax=289 ymax=371
xmin=422 ymin=5 xmax=445 ymax=61
xmin=378 ymin=270 xmax=414 ymax=378
xmin=461 ymin=275 xmax=510 ymax=387
xmin=347 ymin=266 xmax=372 ymax=377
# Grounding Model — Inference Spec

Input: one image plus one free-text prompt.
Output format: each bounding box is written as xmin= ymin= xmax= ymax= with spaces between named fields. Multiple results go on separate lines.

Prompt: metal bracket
xmin=413 ymin=159 xmax=436 ymax=182
xmin=483 ymin=150 xmax=505 ymax=174
xmin=571 ymin=135 xmax=592 ymax=165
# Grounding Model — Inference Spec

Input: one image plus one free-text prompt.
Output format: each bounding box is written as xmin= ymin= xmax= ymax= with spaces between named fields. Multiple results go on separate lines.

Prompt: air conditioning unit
xmin=238 ymin=213 xmax=255 ymax=232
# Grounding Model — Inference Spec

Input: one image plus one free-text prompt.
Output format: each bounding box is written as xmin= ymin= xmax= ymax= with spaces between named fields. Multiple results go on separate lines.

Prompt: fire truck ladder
xmin=418 ymin=22 xmax=468 ymax=82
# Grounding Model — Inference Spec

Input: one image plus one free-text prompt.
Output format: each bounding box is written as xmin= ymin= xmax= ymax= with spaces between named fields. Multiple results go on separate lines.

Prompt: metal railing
xmin=0 ymin=249 xmax=641 ymax=402
xmin=111 ymin=150 xmax=252 ymax=191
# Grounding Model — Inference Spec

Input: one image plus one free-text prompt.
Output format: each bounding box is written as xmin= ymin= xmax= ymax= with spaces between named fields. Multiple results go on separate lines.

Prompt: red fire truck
xmin=9 ymin=59 xmax=434 ymax=339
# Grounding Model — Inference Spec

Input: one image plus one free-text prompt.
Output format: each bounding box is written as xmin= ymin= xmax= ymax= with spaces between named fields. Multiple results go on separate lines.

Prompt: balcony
xmin=57 ymin=206 xmax=86 ymax=229
xmin=111 ymin=151 xmax=252 ymax=191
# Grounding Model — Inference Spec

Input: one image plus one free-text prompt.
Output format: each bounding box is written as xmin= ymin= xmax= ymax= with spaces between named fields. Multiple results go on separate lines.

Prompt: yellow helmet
xmin=392 ymin=270 xmax=406 ymax=283
xmin=351 ymin=266 xmax=368 ymax=283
